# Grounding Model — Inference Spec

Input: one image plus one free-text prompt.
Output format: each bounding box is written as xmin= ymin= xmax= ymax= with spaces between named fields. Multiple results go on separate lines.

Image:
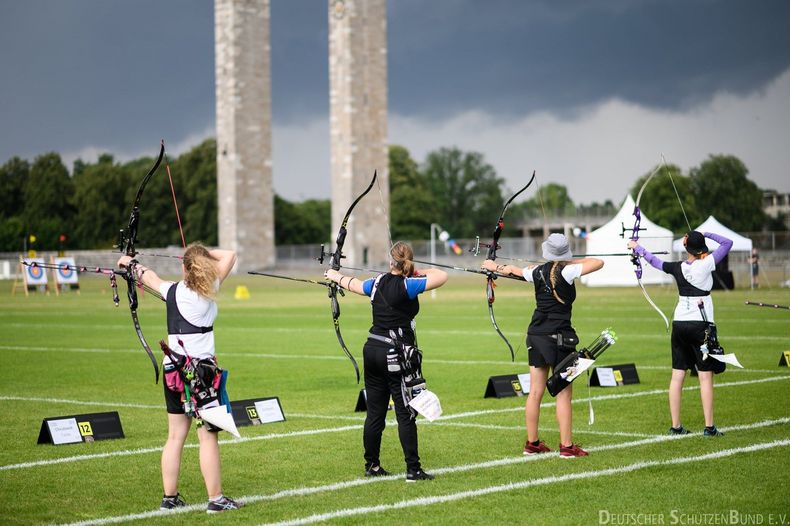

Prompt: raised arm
xmin=117 ymin=255 xmax=169 ymax=291
xmin=481 ymin=259 xmax=524 ymax=278
xmin=575 ymin=257 xmax=604 ymax=276
xmin=209 ymin=249 xmax=237 ymax=283
xmin=324 ymin=269 xmax=367 ymax=296
xmin=417 ymin=267 xmax=448 ymax=290
xmin=627 ymin=240 xmax=665 ymax=271
xmin=705 ymin=232 xmax=733 ymax=264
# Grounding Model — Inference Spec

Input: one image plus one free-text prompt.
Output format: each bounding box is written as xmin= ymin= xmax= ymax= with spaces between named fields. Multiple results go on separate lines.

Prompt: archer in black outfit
xmin=325 ymin=241 xmax=447 ymax=481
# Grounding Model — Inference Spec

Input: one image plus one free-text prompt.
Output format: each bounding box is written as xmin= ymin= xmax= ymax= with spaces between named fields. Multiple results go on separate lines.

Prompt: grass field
xmin=1 ymin=272 xmax=789 ymax=525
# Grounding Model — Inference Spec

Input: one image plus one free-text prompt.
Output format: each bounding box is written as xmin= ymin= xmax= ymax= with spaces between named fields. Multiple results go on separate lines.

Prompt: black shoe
xmin=160 ymin=493 xmax=186 ymax=510
xmin=365 ymin=465 xmax=391 ymax=477
xmin=703 ymin=425 xmax=724 ymax=437
xmin=669 ymin=425 xmax=691 ymax=435
xmin=406 ymin=468 xmax=435 ymax=482
xmin=206 ymin=495 xmax=243 ymax=513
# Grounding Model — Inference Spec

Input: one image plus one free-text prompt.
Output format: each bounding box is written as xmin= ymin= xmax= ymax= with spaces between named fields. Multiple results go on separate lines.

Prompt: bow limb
xmin=329 ymin=284 xmax=360 ymax=383
xmin=324 ymin=171 xmax=377 ymax=382
xmin=119 ymin=143 xmax=165 ymax=384
xmin=484 ymin=170 xmax=537 ymax=361
xmin=486 ymin=278 xmax=515 ymax=361
xmin=630 ymin=164 xmax=670 ymax=331
xmin=638 ymin=280 xmax=670 ymax=331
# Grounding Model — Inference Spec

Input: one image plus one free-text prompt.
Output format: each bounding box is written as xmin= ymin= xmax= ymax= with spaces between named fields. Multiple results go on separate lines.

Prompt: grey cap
xmin=542 ymin=233 xmax=573 ymax=261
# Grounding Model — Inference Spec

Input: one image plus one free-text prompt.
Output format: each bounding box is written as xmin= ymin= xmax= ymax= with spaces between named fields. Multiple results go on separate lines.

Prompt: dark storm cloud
xmin=0 ymin=0 xmax=214 ymax=160
xmin=1 ymin=0 xmax=789 ymax=194
xmin=386 ymin=0 xmax=790 ymax=119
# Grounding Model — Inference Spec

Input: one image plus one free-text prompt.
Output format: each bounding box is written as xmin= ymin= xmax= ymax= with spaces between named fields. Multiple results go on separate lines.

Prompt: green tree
xmin=274 ymin=195 xmax=330 ymax=245
xmin=71 ymin=154 xmax=129 ymax=248
xmin=421 ymin=147 xmax=505 ymax=238
xmin=0 ymin=157 xmax=29 ymax=219
xmin=689 ymin=155 xmax=764 ymax=232
xmin=23 ymin=153 xmax=75 ymax=250
xmin=0 ymin=157 xmax=29 ymax=251
xmin=389 ymin=145 xmax=433 ymax=240
xmin=514 ymin=183 xmax=575 ymax=220
xmin=629 ymin=163 xmax=702 ymax=234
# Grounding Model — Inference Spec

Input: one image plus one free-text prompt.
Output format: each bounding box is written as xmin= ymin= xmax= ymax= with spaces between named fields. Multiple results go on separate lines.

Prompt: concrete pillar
xmin=328 ymin=0 xmax=390 ymax=267
xmin=215 ymin=0 xmax=274 ymax=272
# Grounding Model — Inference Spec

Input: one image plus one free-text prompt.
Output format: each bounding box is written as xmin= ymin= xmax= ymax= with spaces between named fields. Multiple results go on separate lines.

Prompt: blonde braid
xmin=549 ymin=262 xmax=566 ymax=305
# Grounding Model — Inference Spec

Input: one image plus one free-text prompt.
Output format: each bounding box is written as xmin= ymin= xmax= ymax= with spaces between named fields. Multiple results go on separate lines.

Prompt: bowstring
xmin=661 ymin=153 xmax=692 ymax=232
xmin=375 ymin=174 xmax=394 ymax=253
xmin=163 ymin=141 xmax=187 ymax=249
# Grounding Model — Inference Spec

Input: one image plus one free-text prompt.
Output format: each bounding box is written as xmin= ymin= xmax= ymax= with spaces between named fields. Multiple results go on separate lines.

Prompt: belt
xmin=368 ymin=333 xmax=395 ymax=345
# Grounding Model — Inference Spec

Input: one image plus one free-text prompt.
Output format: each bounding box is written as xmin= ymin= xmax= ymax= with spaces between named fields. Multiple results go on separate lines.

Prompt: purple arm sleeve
xmin=705 ymin=232 xmax=733 ymax=264
xmin=634 ymin=245 xmax=664 ymax=270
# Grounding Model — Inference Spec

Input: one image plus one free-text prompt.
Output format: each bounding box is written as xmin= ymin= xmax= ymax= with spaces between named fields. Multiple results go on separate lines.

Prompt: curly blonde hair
xmin=390 ymin=241 xmax=415 ymax=277
xmin=183 ymin=243 xmax=218 ymax=299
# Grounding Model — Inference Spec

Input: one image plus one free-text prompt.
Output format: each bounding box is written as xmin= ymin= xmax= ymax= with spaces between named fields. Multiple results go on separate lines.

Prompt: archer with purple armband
xmin=628 ymin=230 xmax=733 ymax=437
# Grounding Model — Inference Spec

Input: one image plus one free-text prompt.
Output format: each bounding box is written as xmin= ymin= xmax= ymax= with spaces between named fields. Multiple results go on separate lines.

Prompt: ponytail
xmin=183 ymin=243 xmax=219 ymax=299
xmin=390 ymin=241 xmax=415 ymax=277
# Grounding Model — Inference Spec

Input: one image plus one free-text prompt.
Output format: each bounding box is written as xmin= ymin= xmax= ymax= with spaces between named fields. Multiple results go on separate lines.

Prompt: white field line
xmin=53 ymin=418 xmax=790 ymax=526
xmin=427 ymin=421 xmax=655 ymax=438
xmin=3 ymin=344 xmax=790 ymax=372
xmin=436 ymin=374 xmax=790 ymax=420
xmin=2 ymin=374 xmax=787 ymax=471
xmin=4 ymin=373 xmax=785 ymax=424
xmin=0 ymin=395 xmax=160 ymax=409
xmin=256 ymin=439 xmax=790 ymax=526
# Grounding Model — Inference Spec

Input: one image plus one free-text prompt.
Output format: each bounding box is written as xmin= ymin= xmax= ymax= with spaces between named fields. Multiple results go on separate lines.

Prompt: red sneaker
xmin=523 ymin=440 xmax=552 ymax=456
xmin=559 ymin=443 xmax=589 ymax=458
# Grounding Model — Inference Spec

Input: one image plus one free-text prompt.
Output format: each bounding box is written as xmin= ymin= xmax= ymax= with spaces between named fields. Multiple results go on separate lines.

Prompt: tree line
xmin=0 ymin=140 xmax=780 ymax=252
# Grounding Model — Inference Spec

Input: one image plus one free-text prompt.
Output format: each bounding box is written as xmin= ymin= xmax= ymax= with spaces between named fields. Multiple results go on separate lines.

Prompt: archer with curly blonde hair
xmin=118 ymin=243 xmax=240 ymax=513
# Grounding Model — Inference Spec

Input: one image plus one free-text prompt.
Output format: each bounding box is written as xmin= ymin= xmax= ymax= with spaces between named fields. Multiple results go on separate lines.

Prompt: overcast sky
xmin=2 ymin=0 xmax=789 ymax=206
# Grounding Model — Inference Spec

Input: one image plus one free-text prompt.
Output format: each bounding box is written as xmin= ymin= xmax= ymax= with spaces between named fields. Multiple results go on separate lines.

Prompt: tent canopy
xmin=581 ymin=195 xmax=674 ymax=287
xmin=672 ymin=216 xmax=752 ymax=253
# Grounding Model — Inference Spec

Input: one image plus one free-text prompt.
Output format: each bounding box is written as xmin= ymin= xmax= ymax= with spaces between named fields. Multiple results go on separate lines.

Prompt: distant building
xmin=763 ymin=190 xmax=790 ymax=228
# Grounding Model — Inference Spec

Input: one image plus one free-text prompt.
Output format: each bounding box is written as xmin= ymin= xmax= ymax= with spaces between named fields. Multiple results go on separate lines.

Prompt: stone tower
xmin=328 ymin=0 xmax=390 ymax=267
xmin=214 ymin=0 xmax=274 ymax=272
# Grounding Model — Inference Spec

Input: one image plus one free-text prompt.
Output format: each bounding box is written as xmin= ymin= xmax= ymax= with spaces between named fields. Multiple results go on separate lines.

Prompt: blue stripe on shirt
xmin=361 ymin=275 xmax=428 ymax=299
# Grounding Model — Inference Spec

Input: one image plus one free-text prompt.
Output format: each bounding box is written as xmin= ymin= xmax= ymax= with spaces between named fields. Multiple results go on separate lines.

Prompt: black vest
xmin=369 ymin=273 xmax=419 ymax=344
xmin=165 ymin=283 xmax=214 ymax=335
xmin=662 ymin=261 xmax=710 ymax=297
xmin=529 ymin=262 xmax=576 ymax=334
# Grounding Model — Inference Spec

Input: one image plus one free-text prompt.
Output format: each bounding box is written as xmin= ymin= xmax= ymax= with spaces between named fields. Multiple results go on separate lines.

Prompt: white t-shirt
xmin=521 ymin=263 xmax=583 ymax=284
xmin=159 ymin=281 xmax=218 ymax=362
xmin=671 ymin=257 xmax=717 ymax=322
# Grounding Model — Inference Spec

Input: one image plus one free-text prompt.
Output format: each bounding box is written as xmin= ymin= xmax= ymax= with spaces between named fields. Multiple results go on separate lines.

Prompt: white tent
xmin=581 ymin=195 xmax=674 ymax=287
xmin=671 ymin=216 xmax=752 ymax=253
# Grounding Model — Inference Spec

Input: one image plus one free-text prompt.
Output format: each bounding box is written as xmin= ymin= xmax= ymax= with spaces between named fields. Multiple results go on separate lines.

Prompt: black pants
xmin=362 ymin=339 xmax=420 ymax=472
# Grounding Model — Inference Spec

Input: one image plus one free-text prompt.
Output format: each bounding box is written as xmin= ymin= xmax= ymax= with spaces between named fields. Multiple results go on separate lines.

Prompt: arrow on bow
xmin=472 ymin=170 xmax=537 ymax=361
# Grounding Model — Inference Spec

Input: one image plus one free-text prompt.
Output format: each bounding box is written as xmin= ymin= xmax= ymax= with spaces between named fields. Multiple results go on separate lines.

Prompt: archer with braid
xmin=117 ymin=244 xmax=242 ymax=513
xmin=628 ymin=230 xmax=732 ymax=436
xmin=325 ymin=241 xmax=447 ymax=481
xmin=482 ymin=233 xmax=603 ymax=458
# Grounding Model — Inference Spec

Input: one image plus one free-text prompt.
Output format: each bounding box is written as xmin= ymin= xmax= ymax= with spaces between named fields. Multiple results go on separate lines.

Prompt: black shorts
xmin=164 ymin=381 xmax=186 ymax=414
xmin=671 ymin=321 xmax=717 ymax=372
xmin=527 ymin=333 xmax=574 ymax=368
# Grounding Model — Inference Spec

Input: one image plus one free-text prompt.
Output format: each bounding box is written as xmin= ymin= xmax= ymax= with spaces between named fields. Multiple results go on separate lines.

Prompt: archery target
xmin=54 ymin=257 xmax=79 ymax=284
xmin=23 ymin=258 xmax=48 ymax=285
